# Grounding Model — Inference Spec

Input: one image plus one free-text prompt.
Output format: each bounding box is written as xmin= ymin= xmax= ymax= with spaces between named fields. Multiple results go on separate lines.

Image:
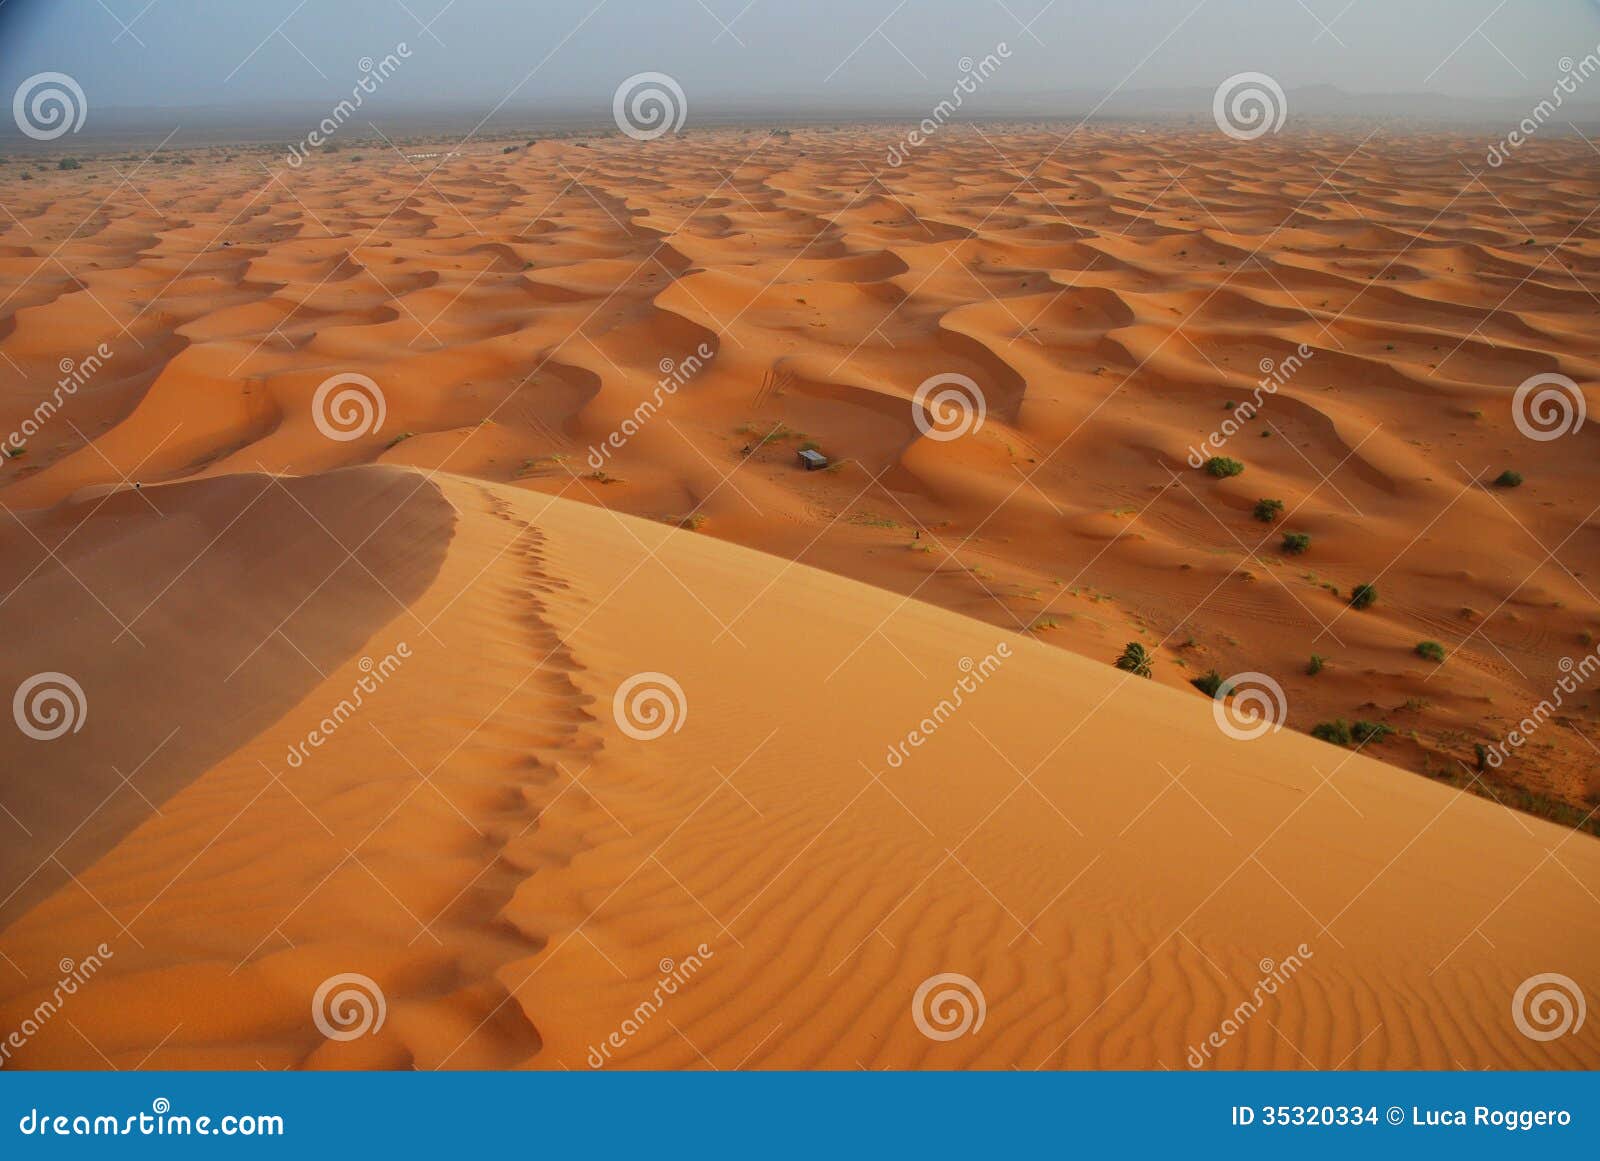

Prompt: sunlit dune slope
xmin=0 ymin=468 xmax=1593 ymax=1070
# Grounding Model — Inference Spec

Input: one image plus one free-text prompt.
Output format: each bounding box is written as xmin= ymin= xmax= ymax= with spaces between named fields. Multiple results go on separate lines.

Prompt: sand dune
xmin=0 ymin=125 xmax=1596 ymax=1070
xmin=0 ymin=467 xmax=454 ymax=927
xmin=0 ymin=469 xmax=1593 ymax=1070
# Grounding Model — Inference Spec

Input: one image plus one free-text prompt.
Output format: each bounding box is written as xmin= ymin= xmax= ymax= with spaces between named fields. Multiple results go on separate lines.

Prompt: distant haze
xmin=3 ymin=0 xmax=1600 ymax=139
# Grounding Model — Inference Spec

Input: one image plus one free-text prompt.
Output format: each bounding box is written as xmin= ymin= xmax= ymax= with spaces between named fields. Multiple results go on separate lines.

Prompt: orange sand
xmin=0 ymin=126 xmax=1595 ymax=1069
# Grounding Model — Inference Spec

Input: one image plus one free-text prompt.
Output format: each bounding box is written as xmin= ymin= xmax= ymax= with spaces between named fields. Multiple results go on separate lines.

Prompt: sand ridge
xmin=0 ymin=470 xmax=1594 ymax=1069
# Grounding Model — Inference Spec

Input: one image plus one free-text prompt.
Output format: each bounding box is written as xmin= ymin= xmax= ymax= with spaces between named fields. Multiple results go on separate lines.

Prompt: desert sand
xmin=0 ymin=125 xmax=1595 ymax=1069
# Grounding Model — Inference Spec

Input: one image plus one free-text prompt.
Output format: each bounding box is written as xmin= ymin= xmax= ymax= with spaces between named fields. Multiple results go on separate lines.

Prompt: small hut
xmin=797 ymin=448 xmax=828 ymax=471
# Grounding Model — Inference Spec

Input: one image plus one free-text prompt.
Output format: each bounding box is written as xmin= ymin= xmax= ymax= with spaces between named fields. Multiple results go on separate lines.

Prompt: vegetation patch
xmin=1352 ymin=720 xmax=1393 ymax=744
xmin=1253 ymin=498 xmax=1285 ymax=522
xmin=1203 ymin=456 xmax=1244 ymax=479
xmin=1311 ymin=719 xmax=1353 ymax=745
xmin=1114 ymin=642 xmax=1153 ymax=678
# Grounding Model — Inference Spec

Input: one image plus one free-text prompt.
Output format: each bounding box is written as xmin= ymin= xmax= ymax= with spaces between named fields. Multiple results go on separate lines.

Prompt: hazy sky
xmin=2 ymin=0 xmax=1598 ymax=113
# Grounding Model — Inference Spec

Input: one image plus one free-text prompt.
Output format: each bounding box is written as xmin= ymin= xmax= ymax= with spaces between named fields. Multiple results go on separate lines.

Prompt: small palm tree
xmin=1115 ymin=642 xmax=1154 ymax=678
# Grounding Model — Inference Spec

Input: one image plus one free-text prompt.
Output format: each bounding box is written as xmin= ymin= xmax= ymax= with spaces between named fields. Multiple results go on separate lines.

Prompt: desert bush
xmin=1114 ymin=642 xmax=1153 ymax=678
xmin=1352 ymin=720 xmax=1393 ymax=744
xmin=1203 ymin=456 xmax=1244 ymax=478
xmin=1349 ymin=583 xmax=1378 ymax=610
xmin=1306 ymin=654 xmax=1325 ymax=676
xmin=58 ymin=157 xmax=80 ymax=170
xmin=1493 ymin=470 xmax=1523 ymax=488
xmin=1414 ymin=640 xmax=1446 ymax=662
xmin=1281 ymin=532 xmax=1310 ymax=554
xmin=1311 ymin=719 xmax=1352 ymax=745
xmin=1190 ymin=670 xmax=1231 ymax=698
xmin=1253 ymin=498 xmax=1284 ymax=522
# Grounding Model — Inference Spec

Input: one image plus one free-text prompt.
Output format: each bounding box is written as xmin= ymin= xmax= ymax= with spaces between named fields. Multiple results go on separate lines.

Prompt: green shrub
xmin=1306 ymin=654 xmax=1325 ymax=676
xmin=1352 ymin=720 xmax=1393 ymax=744
xmin=1414 ymin=640 xmax=1446 ymax=663
xmin=58 ymin=157 xmax=81 ymax=171
xmin=1203 ymin=456 xmax=1244 ymax=478
xmin=1349 ymin=583 xmax=1378 ymax=610
xmin=1190 ymin=670 xmax=1231 ymax=698
xmin=1281 ymin=532 xmax=1311 ymax=555
xmin=1493 ymin=470 xmax=1522 ymax=488
xmin=1253 ymin=498 xmax=1285 ymax=522
xmin=1114 ymin=642 xmax=1154 ymax=678
xmin=1311 ymin=719 xmax=1352 ymax=745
